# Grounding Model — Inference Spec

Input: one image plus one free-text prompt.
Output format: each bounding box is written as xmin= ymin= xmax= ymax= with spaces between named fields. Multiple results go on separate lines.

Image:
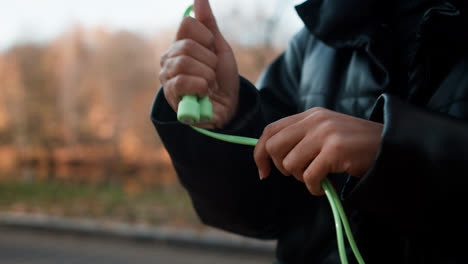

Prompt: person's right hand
xmin=159 ymin=0 xmax=240 ymax=129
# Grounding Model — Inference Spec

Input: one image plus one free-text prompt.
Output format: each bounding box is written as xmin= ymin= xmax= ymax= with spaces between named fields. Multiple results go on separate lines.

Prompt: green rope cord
xmin=183 ymin=5 xmax=194 ymax=17
xmin=191 ymin=126 xmax=258 ymax=146
xmin=323 ymin=178 xmax=348 ymax=264
xmin=323 ymin=179 xmax=365 ymax=264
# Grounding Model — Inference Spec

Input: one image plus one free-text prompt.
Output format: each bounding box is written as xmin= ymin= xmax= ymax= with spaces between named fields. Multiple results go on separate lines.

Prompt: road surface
xmin=0 ymin=227 xmax=274 ymax=264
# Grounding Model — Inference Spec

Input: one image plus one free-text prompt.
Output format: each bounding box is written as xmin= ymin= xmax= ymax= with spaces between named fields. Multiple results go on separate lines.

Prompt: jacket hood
xmin=294 ymin=0 xmax=460 ymax=47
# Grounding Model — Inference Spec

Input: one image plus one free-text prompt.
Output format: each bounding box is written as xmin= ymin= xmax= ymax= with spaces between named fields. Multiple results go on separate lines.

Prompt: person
xmin=152 ymin=0 xmax=468 ymax=263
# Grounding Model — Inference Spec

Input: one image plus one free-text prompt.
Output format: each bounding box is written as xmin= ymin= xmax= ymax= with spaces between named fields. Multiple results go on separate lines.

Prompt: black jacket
xmin=151 ymin=0 xmax=468 ymax=263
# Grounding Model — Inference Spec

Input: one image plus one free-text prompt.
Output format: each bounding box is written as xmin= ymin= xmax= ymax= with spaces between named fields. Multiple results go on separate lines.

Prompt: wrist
xmin=217 ymin=76 xmax=262 ymax=133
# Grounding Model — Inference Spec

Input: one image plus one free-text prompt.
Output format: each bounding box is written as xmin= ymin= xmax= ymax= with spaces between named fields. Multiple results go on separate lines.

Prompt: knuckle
xmin=178 ymin=17 xmax=194 ymax=35
xmin=180 ymin=39 xmax=195 ymax=54
xmin=282 ymin=158 xmax=295 ymax=173
xmin=320 ymin=120 xmax=337 ymax=135
xmin=173 ymin=75 xmax=186 ymax=89
xmin=263 ymin=123 xmax=277 ymax=138
xmin=174 ymin=56 xmax=189 ymax=71
xmin=265 ymin=140 xmax=275 ymax=155
xmin=158 ymin=69 xmax=167 ymax=83
xmin=185 ymin=16 xmax=197 ymax=25
xmin=207 ymin=69 xmax=216 ymax=82
xmin=207 ymin=33 xmax=215 ymax=47
xmin=166 ymin=56 xmax=187 ymax=77
xmin=328 ymin=135 xmax=344 ymax=153
xmin=262 ymin=126 xmax=272 ymax=138
xmin=311 ymin=106 xmax=326 ymax=113
xmin=312 ymin=108 xmax=329 ymax=122
xmin=160 ymin=52 xmax=168 ymax=67
xmin=198 ymin=79 xmax=210 ymax=95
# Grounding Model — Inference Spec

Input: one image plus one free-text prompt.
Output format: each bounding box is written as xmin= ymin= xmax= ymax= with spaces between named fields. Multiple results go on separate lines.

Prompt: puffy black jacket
xmin=151 ymin=0 xmax=468 ymax=263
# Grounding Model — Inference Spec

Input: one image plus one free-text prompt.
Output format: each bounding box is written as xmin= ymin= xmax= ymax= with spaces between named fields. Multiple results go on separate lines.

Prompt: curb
xmin=0 ymin=212 xmax=276 ymax=255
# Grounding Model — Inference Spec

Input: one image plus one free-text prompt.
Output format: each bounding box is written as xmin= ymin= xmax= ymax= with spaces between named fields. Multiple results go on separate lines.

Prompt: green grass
xmin=0 ymin=180 xmax=203 ymax=228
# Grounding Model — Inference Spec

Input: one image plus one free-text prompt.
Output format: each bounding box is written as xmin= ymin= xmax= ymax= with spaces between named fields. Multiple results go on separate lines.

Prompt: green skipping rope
xmin=180 ymin=4 xmax=365 ymax=264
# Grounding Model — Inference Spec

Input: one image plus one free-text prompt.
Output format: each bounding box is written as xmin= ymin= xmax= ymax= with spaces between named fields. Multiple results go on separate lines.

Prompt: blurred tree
xmin=2 ymin=45 xmax=48 ymax=149
xmin=221 ymin=0 xmax=286 ymax=76
xmin=45 ymin=27 xmax=91 ymax=147
xmin=0 ymin=22 xmax=281 ymax=183
xmin=0 ymin=54 xmax=24 ymax=145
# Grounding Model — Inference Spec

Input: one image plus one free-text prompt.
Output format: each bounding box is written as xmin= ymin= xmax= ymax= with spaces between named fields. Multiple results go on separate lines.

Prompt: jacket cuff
xmin=216 ymin=76 xmax=265 ymax=138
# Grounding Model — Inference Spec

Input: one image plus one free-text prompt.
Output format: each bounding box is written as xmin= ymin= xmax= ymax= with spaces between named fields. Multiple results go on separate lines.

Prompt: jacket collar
xmin=294 ymin=0 xmax=466 ymax=101
xmin=294 ymin=0 xmax=457 ymax=48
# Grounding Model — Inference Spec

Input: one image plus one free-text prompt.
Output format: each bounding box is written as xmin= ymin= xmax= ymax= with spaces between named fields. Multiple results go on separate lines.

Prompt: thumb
xmin=194 ymin=0 xmax=218 ymax=33
xmin=193 ymin=0 xmax=230 ymax=52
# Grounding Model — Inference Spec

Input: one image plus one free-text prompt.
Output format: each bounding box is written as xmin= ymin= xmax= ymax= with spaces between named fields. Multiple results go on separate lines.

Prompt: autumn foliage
xmin=0 ymin=26 xmax=281 ymax=187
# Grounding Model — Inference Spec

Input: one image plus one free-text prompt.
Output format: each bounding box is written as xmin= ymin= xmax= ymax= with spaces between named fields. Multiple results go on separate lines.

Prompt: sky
xmin=0 ymin=0 xmax=305 ymax=51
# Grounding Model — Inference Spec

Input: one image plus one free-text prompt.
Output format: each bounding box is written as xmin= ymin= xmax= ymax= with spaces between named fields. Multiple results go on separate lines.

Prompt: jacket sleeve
xmin=346 ymin=91 xmax=468 ymax=239
xmin=151 ymin=28 xmax=317 ymax=239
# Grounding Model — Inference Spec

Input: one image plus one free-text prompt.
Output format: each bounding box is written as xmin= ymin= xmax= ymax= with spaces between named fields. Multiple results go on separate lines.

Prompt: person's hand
xmin=159 ymin=0 xmax=239 ymax=129
xmin=254 ymin=107 xmax=383 ymax=196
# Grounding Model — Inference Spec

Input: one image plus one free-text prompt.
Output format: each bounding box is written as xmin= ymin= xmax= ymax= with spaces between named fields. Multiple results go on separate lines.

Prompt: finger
xmin=193 ymin=0 xmax=230 ymax=53
xmin=254 ymin=107 xmax=328 ymax=179
xmin=303 ymin=151 xmax=329 ymax=196
xmin=162 ymin=82 xmax=179 ymax=113
xmin=254 ymin=125 xmax=274 ymax=180
xmin=282 ymin=135 xmax=321 ymax=182
xmin=162 ymin=39 xmax=217 ymax=70
xmin=161 ymin=55 xmax=216 ymax=91
xmin=176 ymin=16 xmax=215 ymax=49
xmin=254 ymin=112 xmax=308 ymax=180
xmin=253 ymin=139 xmax=271 ymax=180
xmin=265 ymin=121 xmax=306 ymax=176
xmin=265 ymin=127 xmax=302 ymax=177
xmin=163 ymin=74 xmax=209 ymax=106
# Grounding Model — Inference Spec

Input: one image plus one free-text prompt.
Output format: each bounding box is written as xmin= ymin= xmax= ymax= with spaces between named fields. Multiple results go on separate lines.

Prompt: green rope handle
xmin=179 ymin=4 xmax=365 ymax=264
xmin=177 ymin=5 xmax=212 ymax=125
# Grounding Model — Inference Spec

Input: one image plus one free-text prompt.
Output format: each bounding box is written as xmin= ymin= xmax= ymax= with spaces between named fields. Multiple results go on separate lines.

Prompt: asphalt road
xmin=0 ymin=227 xmax=274 ymax=264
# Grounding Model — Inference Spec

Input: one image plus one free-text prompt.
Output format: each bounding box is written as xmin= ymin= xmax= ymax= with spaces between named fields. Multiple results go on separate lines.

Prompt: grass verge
xmin=0 ymin=179 xmax=203 ymax=229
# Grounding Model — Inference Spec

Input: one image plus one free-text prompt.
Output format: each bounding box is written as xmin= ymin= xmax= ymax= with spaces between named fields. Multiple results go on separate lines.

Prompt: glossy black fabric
xmin=151 ymin=0 xmax=468 ymax=263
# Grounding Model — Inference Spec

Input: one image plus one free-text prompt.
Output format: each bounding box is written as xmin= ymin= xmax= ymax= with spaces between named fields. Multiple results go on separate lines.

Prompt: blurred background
xmin=0 ymin=0 xmax=303 ymax=262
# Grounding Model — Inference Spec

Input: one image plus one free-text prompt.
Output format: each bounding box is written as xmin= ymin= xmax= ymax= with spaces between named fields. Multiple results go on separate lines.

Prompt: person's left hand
xmin=254 ymin=107 xmax=383 ymax=196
